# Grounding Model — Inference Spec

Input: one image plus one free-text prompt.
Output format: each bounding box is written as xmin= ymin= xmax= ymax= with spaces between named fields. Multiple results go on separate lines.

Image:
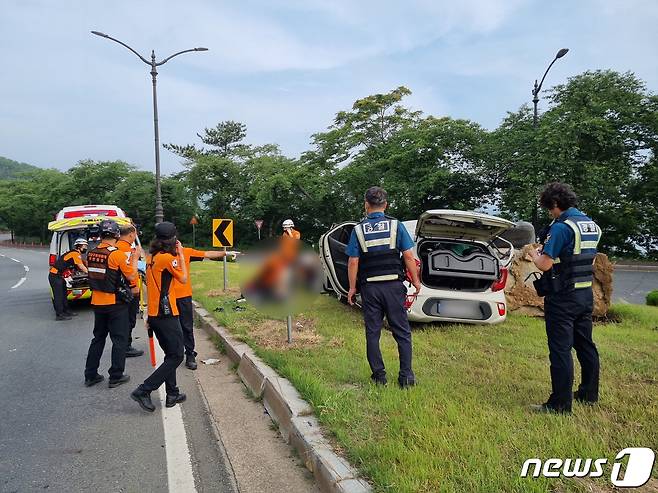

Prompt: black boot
xmin=131 ymin=388 xmax=155 ymax=412
xmin=108 ymin=374 xmax=130 ymax=388
xmin=125 ymin=346 xmax=144 ymax=358
xmin=166 ymin=393 xmax=187 ymax=408
xmin=185 ymin=353 xmax=197 ymax=370
xmin=84 ymin=374 xmax=104 ymax=387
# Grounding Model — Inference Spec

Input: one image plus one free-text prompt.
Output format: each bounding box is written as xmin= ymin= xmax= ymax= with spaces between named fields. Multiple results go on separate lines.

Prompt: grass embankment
xmin=191 ymin=261 xmax=658 ymax=493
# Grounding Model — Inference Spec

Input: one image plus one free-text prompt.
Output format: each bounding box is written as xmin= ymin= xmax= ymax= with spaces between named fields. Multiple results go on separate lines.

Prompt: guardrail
xmin=0 ymin=240 xmax=48 ymax=250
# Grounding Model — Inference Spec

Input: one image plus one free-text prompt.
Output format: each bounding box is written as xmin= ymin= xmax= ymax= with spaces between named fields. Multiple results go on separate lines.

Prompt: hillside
xmin=0 ymin=156 xmax=39 ymax=179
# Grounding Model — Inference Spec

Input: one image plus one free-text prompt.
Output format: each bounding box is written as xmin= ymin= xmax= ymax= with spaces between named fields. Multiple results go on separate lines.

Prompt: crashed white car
xmin=319 ymin=210 xmax=515 ymax=324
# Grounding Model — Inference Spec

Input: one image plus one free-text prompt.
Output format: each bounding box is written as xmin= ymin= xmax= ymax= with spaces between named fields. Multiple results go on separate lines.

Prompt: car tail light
xmin=491 ymin=267 xmax=508 ymax=292
xmin=49 ymin=254 xmax=56 ymax=266
xmin=497 ymin=302 xmax=506 ymax=316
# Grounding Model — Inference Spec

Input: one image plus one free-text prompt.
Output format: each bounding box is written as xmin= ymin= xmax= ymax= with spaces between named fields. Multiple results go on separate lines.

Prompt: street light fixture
xmin=532 ymin=48 xmax=569 ymax=127
xmin=91 ymin=31 xmax=208 ymax=224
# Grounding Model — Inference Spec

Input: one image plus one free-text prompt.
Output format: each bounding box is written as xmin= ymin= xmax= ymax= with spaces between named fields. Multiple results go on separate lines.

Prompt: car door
xmin=319 ymin=221 xmax=357 ymax=297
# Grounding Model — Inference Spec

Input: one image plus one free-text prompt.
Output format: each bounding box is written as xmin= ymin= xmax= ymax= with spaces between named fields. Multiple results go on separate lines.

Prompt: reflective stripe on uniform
xmin=575 ymin=281 xmax=592 ymax=289
xmin=88 ymin=267 xmax=107 ymax=274
xmin=364 ymin=238 xmax=394 ymax=248
xmin=564 ymin=220 xmax=582 ymax=254
xmin=354 ymin=225 xmax=368 ymax=252
xmin=366 ymin=274 xmax=399 ymax=282
xmin=389 ymin=220 xmax=398 ymax=248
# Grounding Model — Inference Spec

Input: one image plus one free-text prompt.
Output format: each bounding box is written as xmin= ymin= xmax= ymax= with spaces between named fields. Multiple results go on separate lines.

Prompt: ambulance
xmin=48 ymin=205 xmax=143 ymax=302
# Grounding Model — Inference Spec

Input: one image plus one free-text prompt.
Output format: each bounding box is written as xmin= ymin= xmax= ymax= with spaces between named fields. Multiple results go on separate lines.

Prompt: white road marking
xmin=10 ymin=257 xmax=20 ymax=263
xmin=11 ymin=277 xmax=26 ymax=289
xmin=24 ymin=265 xmax=29 ymax=272
xmin=153 ymin=333 xmax=197 ymax=492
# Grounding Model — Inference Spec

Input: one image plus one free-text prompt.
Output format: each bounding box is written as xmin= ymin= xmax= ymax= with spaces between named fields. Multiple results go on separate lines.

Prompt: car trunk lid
xmin=415 ymin=210 xmax=514 ymax=242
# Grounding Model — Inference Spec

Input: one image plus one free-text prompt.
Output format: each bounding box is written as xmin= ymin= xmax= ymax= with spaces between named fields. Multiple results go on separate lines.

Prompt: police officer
xmin=84 ymin=220 xmax=137 ymax=388
xmin=117 ymin=223 xmax=145 ymax=358
xmin=131 ymin=222 xmax=188 ymax=412
xmin=346 ymin=186 xmax=421 ymax=388
xmin=48 ymin=238 xmax=89 ymax=320
xmin=529 ymin=182 xmax=601 ymax=414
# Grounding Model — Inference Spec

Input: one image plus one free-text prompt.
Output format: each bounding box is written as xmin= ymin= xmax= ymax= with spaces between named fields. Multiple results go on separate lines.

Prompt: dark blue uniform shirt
xmin=542 ymin=207 xmax=584 ymax=259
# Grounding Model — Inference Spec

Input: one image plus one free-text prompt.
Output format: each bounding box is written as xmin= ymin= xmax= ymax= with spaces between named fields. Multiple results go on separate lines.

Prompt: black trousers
xmin=176 ymin=296 xmax=196 ymax=357
xmin=140 ymin=316 xmax=184 ymax=395
xmin=127 ymin=296 xmax=140 ymax=345
xmin=544 ymin=288 xmax=600 ymax=410
xmin=360 ymin=280 xmax=414 ymax=383
xmin=84 ymin=304 xmax=129 ymax=381
xmin=48 ymin=273 xmax=68 ymax=316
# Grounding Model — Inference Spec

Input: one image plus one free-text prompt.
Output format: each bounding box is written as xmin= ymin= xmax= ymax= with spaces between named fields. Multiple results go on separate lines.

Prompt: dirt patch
xmin=504 ymin=244 xmax=613 ymax=318
xmin=207 ymin=287 xmax=243 ymax=298
xmin=247 ymin=315 xmax=323 ymax=350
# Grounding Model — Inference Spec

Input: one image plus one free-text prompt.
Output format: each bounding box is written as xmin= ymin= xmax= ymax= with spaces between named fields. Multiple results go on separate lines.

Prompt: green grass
xmin=191 ymin=261 xmax=658 ymax=493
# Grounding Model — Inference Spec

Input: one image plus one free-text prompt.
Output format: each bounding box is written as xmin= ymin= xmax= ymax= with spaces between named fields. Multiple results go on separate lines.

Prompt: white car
xmin=319 ymin=210 xmax=515 ymax=324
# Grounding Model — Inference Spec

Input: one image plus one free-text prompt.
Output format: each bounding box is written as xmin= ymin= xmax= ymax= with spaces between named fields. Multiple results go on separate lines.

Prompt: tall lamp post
xmin=530 ymin=48 xmax=569 ymax=228
xmin=532 ymin=48 xmax=569 ymax=127
xmin=91 ymin=31 xmax=208 ymax=224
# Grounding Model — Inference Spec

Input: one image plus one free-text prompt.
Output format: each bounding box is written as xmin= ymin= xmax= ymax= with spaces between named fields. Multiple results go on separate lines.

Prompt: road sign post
xmin=190 ymin=216 xmax=198 ymax=246
xmin=255 ymin=219 xmax=263 ymax=241
xmin=212 ymin=219 xmax=234 ymax=292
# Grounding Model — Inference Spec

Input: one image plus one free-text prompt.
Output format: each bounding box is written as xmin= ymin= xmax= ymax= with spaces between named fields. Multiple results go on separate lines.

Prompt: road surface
xmin=0 ymin=246 xmax=238 ymax=492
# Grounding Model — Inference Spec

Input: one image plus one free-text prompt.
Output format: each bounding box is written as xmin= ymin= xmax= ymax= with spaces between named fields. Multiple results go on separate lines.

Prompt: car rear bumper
xmin=406 ymin=290 xmax=507 ymax=325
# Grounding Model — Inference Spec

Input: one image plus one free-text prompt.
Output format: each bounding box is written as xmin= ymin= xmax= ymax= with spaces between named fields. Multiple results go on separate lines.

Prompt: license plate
xmin=72 ymin=289 xmax=83 ymax=295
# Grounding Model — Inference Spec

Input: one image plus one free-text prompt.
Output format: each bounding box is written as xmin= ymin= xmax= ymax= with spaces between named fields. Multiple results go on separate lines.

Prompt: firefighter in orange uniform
xmin=49 ymin=238 xmax=89 ymax=320
xmin=131 ymin=222 xmax=188 ymax=413
xmin=117 ymin=224 xmax=145 ymax=358
xmin=84 ymin=221 xmax=137 ymax=388
xmin=174 ymin=246 xmax=233 ymax=370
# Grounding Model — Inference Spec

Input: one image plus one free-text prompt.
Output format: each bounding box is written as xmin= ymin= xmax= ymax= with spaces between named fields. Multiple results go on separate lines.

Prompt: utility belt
xmin=533 ymin=270 xmax=591 ymax=297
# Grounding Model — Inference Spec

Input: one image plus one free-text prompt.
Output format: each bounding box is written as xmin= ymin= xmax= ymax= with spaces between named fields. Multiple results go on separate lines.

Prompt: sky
xmin=1 ymin=0 xmax=657 ymax=174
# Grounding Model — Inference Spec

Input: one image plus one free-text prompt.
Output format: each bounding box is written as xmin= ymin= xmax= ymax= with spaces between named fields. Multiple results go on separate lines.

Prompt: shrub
xmin=646 ymin=290 xmax=658 ymax=306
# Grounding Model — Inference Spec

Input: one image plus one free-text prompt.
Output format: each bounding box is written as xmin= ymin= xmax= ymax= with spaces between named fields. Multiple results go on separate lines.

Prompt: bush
xmin=646 ymin=290 xmax=658 ymax=306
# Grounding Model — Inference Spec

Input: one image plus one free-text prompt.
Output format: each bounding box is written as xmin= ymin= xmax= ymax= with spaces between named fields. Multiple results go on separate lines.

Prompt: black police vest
xmin=53 ymin=250 xmax=77 ymax=274
xmin=535 ymin=213 xmax=601 ymax=296
xmin=87 ymin=246 xmax=120 ymax=293
xmin=354 ymin=215 xmax=405 ymax=284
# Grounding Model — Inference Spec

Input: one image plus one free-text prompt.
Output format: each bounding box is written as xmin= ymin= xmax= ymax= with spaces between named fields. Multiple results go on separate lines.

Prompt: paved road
xmin=612 ymin=269 xmax=658 ymax=304
xmin=0 ymin=246 xmax=238 ymax=492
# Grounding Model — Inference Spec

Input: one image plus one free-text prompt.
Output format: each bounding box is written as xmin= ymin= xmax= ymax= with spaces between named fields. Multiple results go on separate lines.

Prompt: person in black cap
xmin=131 ymin=222 xmax=188 ymax=412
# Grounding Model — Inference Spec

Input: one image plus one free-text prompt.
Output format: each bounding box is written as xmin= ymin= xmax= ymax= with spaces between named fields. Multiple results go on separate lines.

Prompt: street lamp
xmin=91 ymin=31 xmax=208 ymax=224
xmin=532 ymin=48 xmax=568 ymax=127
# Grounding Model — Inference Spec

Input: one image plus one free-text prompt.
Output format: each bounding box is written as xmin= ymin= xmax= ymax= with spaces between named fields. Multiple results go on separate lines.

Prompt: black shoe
xmin=185 ymin=354 xmax=197 ymax=370
xmin=165 ymin=393 xmax=187 ymax=408
xmin=84 ymin=374 xmax=104 ymax=387
xmin=574 ymin=391 xmax=597 ymax=406
xmin=55 ymin=314 xmax=72 ymax=321
xmin=131 ymin=388 xmax=155 ymax=412
xmin=125 ymin=346 xmax=144 ymax=358
xmin=64 ymin=311 xmax=78 ymax=317
xmin=529 ymin=402 xmax=571 ymax=415
xmin=370 ymin=376 xmax=387 ymax=386
xmin=108 ymin=374 xmax=130 ymax=388
xmin=398 ymin=378 xmax=416 ymax=389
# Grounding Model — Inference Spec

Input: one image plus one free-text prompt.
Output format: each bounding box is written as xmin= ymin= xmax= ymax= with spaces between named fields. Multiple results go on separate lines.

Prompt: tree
xmin=164 ymin=121 xmax=249 ymax=160
xmin=484 ymin=70 xmax=658 ymax=256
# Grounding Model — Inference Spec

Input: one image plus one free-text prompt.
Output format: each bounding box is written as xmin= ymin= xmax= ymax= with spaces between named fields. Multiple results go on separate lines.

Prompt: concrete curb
xmin=193 ymin=302 xmax=372 ymax=493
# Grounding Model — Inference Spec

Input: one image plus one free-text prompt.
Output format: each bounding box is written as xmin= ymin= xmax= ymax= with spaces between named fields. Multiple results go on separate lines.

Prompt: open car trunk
xmin=417 ymin=239 xmax=499 ymax=291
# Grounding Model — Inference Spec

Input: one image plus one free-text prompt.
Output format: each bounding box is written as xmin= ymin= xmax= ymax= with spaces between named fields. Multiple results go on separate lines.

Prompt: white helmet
xmin=74 ymin=238 xmax=88 ymax=247
xmin=282 ymin=219 xmax=295 ymax=228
